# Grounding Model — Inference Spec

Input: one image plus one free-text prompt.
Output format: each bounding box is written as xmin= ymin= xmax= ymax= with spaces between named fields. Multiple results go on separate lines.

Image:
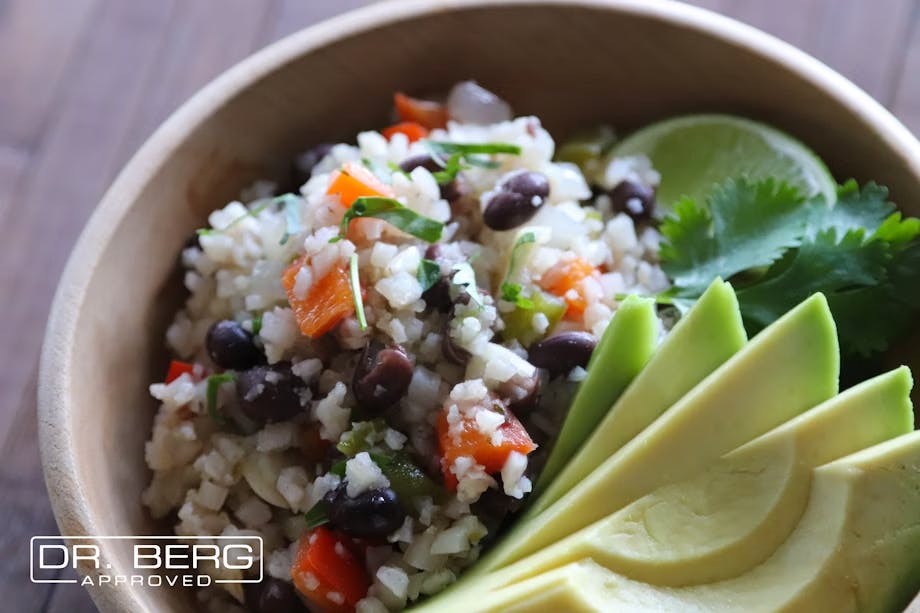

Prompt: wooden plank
xmin=0 ymin=363 xmax=64 ymax=612
xmin=712 ymin=0 xmax=915 ymax=103
xmin=0 ymin=0 xmax=177 ymax=460
xmin=263 ymin=0 xmax=374 ymax=42
xmin=117 ymin=0 xmax=274 ymax=162
xmin=0 ymin=144 xmax=30 ymax=213
xmin=0 ymin=0 xmax=101 ymax=149
xmin=891 ymin=3 xmax=920 ymax=135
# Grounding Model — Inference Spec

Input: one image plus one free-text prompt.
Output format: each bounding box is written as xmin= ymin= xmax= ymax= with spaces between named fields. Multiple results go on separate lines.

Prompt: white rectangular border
xmin=30 ymin=535 xmax=264 ymax=584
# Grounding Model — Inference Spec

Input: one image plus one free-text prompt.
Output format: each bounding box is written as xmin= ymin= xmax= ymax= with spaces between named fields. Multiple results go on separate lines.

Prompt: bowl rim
xmin=37 ymin=0 xmax=920 ymax=610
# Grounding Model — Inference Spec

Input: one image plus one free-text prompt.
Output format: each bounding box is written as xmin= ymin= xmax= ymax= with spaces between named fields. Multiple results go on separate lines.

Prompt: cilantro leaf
xmin=804 ymin=180 xmax=895 ymax=241
xmin=427 ymin=142 xmax=522 ymax=156
xmin=500 ymin=282 xmax=534 ymax=309
xmin=660 ymin=178 xmax=920 ymax=358
xmin=417 ymin=258 xmax=441 ymax=292
xmin=661 ymin=178 xmax=810 ymax=295
xmin=736 ymin=229 xmax=888 ymax=331
xmin=304 ymin=500 xmax=331 ymax=529
xmin=338 ymin=197 xmax=443 ymax=243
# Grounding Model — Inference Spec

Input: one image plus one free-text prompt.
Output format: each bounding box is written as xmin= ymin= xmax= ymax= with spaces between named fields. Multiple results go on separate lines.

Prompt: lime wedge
xmin=611 ymin=114 xmax=837 ymax=209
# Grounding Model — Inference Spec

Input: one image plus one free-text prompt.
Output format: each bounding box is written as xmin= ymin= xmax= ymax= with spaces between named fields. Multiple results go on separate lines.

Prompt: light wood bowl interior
xmin=37 ymin=0 xmax=920 ymax=611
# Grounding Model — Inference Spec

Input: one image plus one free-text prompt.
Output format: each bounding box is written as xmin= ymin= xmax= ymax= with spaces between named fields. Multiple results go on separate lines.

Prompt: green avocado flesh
xmin=414 ymin=290 xmax=920 ymax=613
xmin=537 ymin=295 xmax=658 ymax=490
xmin=473 ymin=367 xmax=912 ymax=592
xmin=487 ymin=293 xmax=838 ymax=570
xmin=532 ymin=278 xmax=747 ymax=510
xmin=481 ymin=430 xmax=920 ymax=613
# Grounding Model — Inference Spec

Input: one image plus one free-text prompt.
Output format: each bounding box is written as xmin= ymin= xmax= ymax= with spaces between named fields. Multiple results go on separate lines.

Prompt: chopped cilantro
xmin=349 ymin=253 xmax=367 ymax=331
xmin=335 ymin=197 xmax=443 ymax=243
xmin=659 ymin=178 xmax=920 ymax=356
xmin=205 ymin=373 xmax=235 ymax=424
xmin=417 ymin=258 xmax=441 ymax=292
xmin=303 ymin=499 xmax=330 ymax=529
xmin=424 ymin=141 xmax=521 ymax=182
xmin=427 ymin=142 xmax=522 ymax=156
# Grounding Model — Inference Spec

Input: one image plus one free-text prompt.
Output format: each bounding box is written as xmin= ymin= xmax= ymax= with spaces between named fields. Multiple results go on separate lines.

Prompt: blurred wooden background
xmin=0 ymin=0 xmax=917 ymax=611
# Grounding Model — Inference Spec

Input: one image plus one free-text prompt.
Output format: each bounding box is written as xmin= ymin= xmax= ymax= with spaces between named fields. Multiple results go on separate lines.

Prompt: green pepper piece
xmin=337 ymin=419 xmax=388 ymax=457
xmin=502 ymin=290 xmax=568 ymax=347
xmin=371 ymin=453 xmax=444 ymax=503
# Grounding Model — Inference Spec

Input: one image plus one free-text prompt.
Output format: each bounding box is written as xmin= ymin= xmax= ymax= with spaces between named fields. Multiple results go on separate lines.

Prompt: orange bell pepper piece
xmin=291 ymin=528 xmax=369 ymax=612
xmin=394 ymin=92 xmax=448 ymax=130
xmin=539 ymin=257 xmax=598 ymax=319
xmin=282 ymin=257 xmax=355 ymax=339
xmin=326 ymin=161 xmax=394 ymax=208
xmin=437 ymin=403 xmax=536 ymax=491
xmin=382 ymin=121 xmax=429 ymax=143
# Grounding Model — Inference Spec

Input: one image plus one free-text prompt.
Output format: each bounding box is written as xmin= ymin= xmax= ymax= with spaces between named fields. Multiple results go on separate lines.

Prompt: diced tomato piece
xmin=291 ymin=528 xmax=369 ymax=612
xmin=394 ymin=92 xmax=448 ymax=130
xmin=282 ymin=257 xmax=355 ymax=339
xmin=539 ymin=257 xmax=599 ymax=319
xmin=165 ymin=360 xmax=197 ymax=384
xmin=382 ymin=121 xmax=429 ymax=143
xmin=437 ymin=402 xmax=537 ymax=491
xmin=326 ymin=161 xmax=394 ymax=208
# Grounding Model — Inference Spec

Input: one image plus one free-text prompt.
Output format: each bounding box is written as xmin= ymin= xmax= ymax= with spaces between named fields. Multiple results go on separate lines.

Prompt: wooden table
xmin=1 ymin=0 xmax=917 ymax=610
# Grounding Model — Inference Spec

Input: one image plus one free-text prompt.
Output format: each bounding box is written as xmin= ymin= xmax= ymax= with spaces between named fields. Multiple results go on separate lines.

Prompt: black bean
xmin=424 ymin=243 xmax=444 ymax=261
xmin=399 ymin=154 xmax=461 ymax=202
xmin=483 ymin=171 xmax=550 ymax=231
xmin=325 ymin=485 xmax=406 ymax=539
xmin=609 ymin=179 xmax=655 ymax=223
xmin=206 ymin=320 xmax=264 ymax=370
xmin=245 ymin=578 xmax=306 ymax=613
xmin=236 ymin=362 xmax=306 ymax=423
xmin=423 ymin=277 xmax=453 ymax=313
xmin=528 ymin=332 xmax=597 ymax=378
xmin=442 ymin=329 xmax=471 ymax=365
xmin=294 ymin=143 xmax=335 ymax=183
xmin=353 ymin=342 xmax=414 ymax=412
xmin=498 ymin=370 xmax=541 ymax=415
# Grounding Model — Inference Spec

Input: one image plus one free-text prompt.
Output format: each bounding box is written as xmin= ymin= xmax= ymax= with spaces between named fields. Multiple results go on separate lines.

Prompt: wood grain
xmin=0 ymin=0 xmax=916 ymax=611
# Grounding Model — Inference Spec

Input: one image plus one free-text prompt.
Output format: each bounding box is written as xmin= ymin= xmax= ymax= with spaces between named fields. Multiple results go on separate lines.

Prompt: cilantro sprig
xmin=425 ymin=141 xmax=522 ymax=183
xmin=334 ymin=197 xmax=443 ymax=243
xmin=659 ymin=177 xmax=920 ymax=357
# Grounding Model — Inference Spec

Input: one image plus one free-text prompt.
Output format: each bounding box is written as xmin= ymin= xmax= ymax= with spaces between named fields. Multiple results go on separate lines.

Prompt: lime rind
xmin=611 ymin=114 xmax=837 ymax=209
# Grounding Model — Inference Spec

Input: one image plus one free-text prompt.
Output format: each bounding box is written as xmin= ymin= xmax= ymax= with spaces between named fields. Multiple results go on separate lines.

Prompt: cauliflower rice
xmin=143 ymin=83 xmax=668 ymax=612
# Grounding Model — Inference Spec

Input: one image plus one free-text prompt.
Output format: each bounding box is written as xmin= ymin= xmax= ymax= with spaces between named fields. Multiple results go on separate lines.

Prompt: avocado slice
xmin=537 ymin=295 xmax=658 ymax=489
xmin=532 ymin=278 xmax=746 ymax=510
xmin=441 ymin=430 xmax=920 ymax=613
xmin=484 ymin=367 xmax=912 ymax=589
xmin=415 ymin=368 xmax=911 ymax=611
xmin=488 ymin=293 xmax=838 ymax=570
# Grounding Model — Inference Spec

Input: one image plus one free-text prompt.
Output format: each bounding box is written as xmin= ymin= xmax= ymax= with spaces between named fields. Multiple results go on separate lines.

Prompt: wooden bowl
xmin=37 ymin=0 xmax=920 ymax=611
